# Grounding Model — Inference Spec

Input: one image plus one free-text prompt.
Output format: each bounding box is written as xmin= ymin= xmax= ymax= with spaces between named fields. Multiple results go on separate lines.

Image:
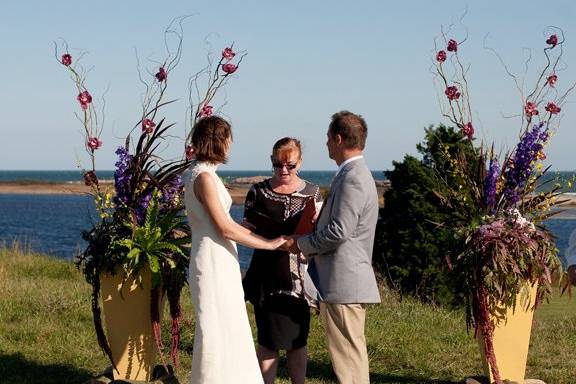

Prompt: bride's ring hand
xmin=271 ymin=236 xmax=288 ymax=250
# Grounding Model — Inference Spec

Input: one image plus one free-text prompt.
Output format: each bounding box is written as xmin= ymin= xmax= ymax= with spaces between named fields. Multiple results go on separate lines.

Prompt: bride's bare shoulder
xmin=194 ymin=171 xmax=215 ymax=183
xmin=193 ymin=171 xmax=218 ymax=193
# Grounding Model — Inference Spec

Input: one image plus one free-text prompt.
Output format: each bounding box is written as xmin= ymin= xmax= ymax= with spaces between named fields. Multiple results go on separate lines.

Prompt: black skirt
xmin=254 ymin=294 xmax=310 ymax=351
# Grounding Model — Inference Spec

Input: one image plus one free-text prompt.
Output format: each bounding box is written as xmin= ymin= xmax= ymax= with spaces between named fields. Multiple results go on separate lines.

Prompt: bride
xmin=184 ymin=116 xmax=286 ymax=383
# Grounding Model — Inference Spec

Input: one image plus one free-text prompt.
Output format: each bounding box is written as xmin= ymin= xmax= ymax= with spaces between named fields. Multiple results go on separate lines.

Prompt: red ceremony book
xmin=293 ymin=198 xmax=317 ymax=235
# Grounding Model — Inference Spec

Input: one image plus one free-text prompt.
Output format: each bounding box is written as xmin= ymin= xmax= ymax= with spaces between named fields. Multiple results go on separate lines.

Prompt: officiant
xmin=242 ymin=137 xmax=322 ymax=384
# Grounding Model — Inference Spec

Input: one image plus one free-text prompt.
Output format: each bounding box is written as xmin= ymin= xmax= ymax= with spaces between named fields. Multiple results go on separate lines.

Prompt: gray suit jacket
xmin=298 ymin=158 xmax=381 ymax=304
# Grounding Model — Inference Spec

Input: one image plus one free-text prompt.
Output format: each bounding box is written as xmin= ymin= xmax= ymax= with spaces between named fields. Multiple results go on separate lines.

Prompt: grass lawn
xmin=1 ymin=245 xmax=574 ymax=384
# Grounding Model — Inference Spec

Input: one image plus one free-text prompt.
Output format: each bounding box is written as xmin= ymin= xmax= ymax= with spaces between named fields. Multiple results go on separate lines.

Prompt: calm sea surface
xmin=1 ymin=194 xmax=575 ymax=269
xmin=0 ymin=194 xmax=259 ymax=268
xmin=0 ymin=170 xmax=386 ymax=271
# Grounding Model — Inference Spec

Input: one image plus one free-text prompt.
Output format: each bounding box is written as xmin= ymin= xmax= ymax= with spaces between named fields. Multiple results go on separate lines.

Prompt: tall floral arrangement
xmin=431 ymin=29 xmax=574 ymax=383
xmin=185 ymin=44 xmax=246 ymax=149
xmin=55 ymin=21 xmax=246 ymax=371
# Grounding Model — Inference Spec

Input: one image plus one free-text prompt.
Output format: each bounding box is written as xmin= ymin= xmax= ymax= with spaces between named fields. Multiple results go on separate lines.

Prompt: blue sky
xmin=1 ymin=0 xmax=575 ymax=171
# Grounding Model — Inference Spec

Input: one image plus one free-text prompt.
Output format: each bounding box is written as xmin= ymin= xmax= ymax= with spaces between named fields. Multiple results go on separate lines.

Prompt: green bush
xmin=374 ymin=125 xmax=474 ymax=307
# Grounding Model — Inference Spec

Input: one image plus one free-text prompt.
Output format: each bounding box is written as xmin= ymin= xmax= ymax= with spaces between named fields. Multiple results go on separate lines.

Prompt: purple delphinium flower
xmin=161 ymin=175 xmax=183 ymax=208
xmin=113 ymin=147 xmax=134 ymax=206
xmin=503 ymin=123 xmax=548 ymax=206
xmin=484 ymin=158 xmax=500 ymax=211
xmin=135 ymin=190 xmax=153 ymax=225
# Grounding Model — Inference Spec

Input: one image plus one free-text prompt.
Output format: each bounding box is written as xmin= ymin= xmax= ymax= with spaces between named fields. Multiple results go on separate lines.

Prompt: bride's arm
xmin=194 ymin=172 xmax=284 ymax=250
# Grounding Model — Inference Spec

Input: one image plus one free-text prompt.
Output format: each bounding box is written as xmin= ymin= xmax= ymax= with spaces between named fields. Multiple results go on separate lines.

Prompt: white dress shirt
xmin=334 ymin=155 xmax=363 ymax=179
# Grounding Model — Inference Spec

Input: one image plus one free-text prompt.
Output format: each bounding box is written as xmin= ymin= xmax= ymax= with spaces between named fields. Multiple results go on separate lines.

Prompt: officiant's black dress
xmin=242 ymin=179 xmax=321 ymax=351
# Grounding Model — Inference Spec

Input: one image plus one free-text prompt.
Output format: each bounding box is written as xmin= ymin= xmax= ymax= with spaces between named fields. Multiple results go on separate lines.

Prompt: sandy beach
xmin=0 ymin=182 xmax=97 ymax=195
xmin=0 ymin=181 xmax=278 ymax=204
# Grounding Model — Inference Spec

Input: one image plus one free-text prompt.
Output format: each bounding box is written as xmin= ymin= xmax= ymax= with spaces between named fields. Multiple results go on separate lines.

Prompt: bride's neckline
xmin=192 ymin=160 xmax=219 ymax=171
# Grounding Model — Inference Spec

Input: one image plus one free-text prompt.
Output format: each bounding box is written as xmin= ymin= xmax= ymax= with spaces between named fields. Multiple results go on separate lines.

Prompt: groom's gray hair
xmin=328 ymin=111 xmax=367 ymax=150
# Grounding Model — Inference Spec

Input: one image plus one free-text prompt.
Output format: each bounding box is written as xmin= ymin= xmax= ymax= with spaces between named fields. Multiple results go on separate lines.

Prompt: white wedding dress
xmin=184 ymin=161 xmax=263 ymax=384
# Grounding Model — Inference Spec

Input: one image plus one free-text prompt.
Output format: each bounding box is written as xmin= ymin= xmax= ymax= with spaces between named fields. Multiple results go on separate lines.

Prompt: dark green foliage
xmin=115 ymin=191 xmax=189 ymax=288
xmin=374 ymin=125 xmax=473 ymax=306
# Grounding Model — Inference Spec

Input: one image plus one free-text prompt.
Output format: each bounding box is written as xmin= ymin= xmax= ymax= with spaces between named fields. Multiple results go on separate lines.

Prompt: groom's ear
xmin=335 ymin=134 xmax=343 ymax=146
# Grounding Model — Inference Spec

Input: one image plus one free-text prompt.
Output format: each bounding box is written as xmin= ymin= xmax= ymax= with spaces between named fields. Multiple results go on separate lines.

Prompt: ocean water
xmin=1 ymin=194 xmax=575 ymax=270
xmin=0 ymin=194 xmax=256 ymax=268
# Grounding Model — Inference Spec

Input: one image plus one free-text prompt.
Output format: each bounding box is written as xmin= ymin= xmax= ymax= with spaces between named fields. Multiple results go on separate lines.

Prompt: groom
xmin=283 ymin=111 xmax=381 ymax=384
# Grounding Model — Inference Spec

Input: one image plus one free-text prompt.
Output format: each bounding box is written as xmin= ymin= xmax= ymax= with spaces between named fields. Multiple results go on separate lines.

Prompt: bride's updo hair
xmin=191 ymin=116 xmax=233 ymax=164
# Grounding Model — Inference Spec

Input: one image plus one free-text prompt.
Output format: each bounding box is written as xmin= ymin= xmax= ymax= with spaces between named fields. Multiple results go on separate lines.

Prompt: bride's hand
xmin=278 ymin=235 xmax=301 ymax=254
xmin=268 ymin=236 xmax=287 ymax=250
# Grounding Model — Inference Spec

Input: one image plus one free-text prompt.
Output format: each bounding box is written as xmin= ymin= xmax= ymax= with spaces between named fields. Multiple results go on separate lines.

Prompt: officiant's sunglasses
xmin=272 ymin=162 xmax=298 ymax=170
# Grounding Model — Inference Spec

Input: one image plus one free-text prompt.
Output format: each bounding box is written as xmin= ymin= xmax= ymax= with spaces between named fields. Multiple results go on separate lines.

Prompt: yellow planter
xmin=478 ymin=283 xmax=538 ymax=384
xmin=100 ymin=267 xmax=160 ymax=381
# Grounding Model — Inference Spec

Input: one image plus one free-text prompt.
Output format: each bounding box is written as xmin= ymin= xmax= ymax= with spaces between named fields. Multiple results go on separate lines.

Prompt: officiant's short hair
xmin=272 ymin=137 xmax=302 ymax=161
xmin=191 ymin=116 xmax=232 ymax=164
xmin=329 ymin=111 xmax=367 ymax=150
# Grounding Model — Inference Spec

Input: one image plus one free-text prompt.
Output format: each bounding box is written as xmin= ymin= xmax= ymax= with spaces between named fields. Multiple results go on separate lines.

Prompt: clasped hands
xmin=279 ymin=235 xmax=302 ymax=254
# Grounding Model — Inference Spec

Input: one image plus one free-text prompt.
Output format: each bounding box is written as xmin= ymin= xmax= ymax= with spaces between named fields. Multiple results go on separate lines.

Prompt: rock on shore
xmin=228 ymin=176 xmax=268 ymax=185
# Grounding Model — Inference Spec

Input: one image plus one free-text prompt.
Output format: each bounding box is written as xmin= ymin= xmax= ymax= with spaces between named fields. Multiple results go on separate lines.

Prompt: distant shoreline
xmin=0 ymin=181 xmax=389 ymax=206
xmin=1 ymin=181 xmax=576 ymax=213
xmin=0 ymin=181 xmax=290 ymax=205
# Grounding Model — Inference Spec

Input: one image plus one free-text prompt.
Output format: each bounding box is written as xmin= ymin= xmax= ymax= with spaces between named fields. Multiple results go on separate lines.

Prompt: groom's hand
xmin=281 ymin=235 xmax=301 ymax=254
